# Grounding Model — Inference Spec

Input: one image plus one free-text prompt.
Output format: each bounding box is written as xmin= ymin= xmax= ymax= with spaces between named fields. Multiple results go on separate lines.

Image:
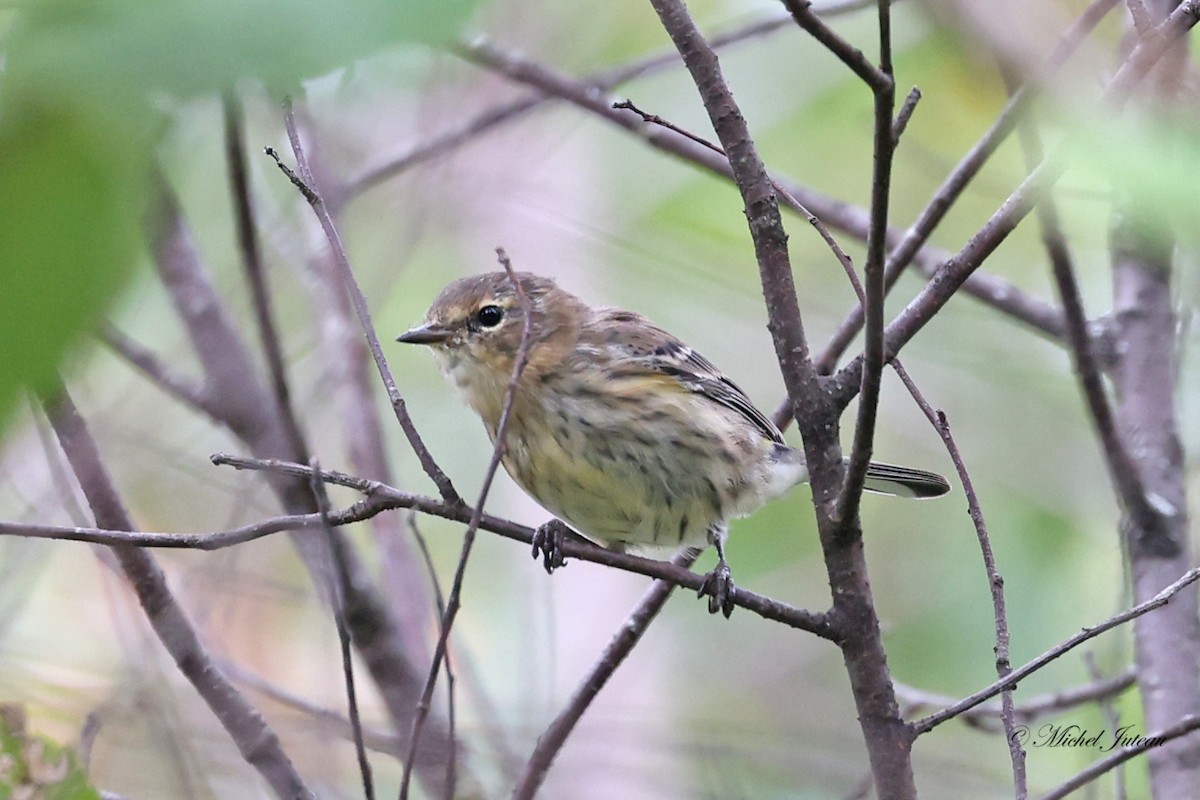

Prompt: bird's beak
xmin=396 ymin=323 xmax=453 ymax=345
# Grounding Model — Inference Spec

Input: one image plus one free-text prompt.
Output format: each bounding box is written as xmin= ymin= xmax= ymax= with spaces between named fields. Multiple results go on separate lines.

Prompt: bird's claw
xmin=697 ymin=562 xmax=735 ymax=618
xmin=531 ymin=519 xmax=570 ymax=573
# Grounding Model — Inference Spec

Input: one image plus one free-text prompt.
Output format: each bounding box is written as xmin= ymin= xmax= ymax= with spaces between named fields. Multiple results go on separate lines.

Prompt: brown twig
xmin=610 ymin=98 xmax=860 ymax=296
xmin=889 ymin=363 xmax=1025 ymax=794
xmin=1038 ymin=715 xmax=1200 ymax=800
xmin=142 ymin=163 xmax=461 ymax=797
xmin=267 ymin=101 xmax=460 ymax=505
xmin=835 ymin=0 xmax=896 ymax=527
xmin=831 ymin=0 xmax=1200 ymax=410
xmin=4 ymin=453 xmax=837 ymax=636
xmin=813 ymin=0 xmax=1120 ymax=377
xmin=456 ymin=39 xmax=1069 ymax=371
xmin=911 ymin=564 xmax=1200 ymax=735
xmin=309 ymin=459 xmax=376 ymax=800
xmin=645 ymin=0 xmax=914 ymax=796
xmin=511 ymin=548 xmax=701 ymax=799
xmin=41 ymin=384 xmax=315 ymax=800
xmin=781 ymin=0 xmax=890 ymax=90
xmin=895 ymin=669 xmax=1137 ymax=727
xmin=398 ymin=249 xmax=534 ymax=800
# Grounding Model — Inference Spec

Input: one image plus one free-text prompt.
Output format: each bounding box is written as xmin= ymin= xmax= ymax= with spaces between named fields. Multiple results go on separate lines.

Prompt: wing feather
xmin=587 ymin=308 xmax=785 ymax=445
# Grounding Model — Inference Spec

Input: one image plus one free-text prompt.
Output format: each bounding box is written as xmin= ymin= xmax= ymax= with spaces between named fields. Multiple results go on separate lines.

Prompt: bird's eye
xmin=476 ymin=305 xmax=504 ymax=329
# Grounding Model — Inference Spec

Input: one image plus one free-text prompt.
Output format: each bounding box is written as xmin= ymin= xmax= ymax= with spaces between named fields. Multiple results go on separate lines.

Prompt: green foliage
xmin=0 ymin=96 xmax=143 ymax=429
xmin=8 ymin=0 xmax=479 ymax=99
xmin=0 ymin=705 xmax=100 ymax=800
xmin=0 ymin=0 xmax=481 ymax=430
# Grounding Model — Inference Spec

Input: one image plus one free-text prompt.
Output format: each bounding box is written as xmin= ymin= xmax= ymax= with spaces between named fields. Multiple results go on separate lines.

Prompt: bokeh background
xmin=1 ymin=0 xmax=1199 ymax=797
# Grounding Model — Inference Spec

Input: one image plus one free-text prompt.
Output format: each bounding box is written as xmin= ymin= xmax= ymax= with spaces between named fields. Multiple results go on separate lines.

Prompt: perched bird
xmin=397 ymin=271 xmax=949 ymax=616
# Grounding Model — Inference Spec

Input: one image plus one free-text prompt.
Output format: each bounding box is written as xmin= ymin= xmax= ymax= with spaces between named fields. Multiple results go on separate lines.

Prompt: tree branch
xmin=41 ymin=383 xmax=314 ymax=800
xmin=511 ymin=548 xmax=700 ymax=799
xmin=911 ymin=564 xmax=1200 ymax=736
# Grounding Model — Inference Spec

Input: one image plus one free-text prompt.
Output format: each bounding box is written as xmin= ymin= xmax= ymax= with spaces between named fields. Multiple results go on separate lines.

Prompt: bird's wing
xmin=588 ymin=308 xmax=785 ymax=445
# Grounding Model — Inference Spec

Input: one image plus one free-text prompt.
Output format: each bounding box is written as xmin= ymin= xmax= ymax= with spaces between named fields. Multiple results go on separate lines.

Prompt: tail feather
xmin=863 ymin=461 xmax=951 ymax=499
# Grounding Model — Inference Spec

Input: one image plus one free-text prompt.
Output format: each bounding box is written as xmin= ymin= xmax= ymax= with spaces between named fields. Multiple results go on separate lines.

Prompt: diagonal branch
xmin=41 ymin=383 xmax=315 ymax=800
xmin=398 ymin=250 xmax=534 ymax=800
xmin=831 ymin=0 xmax=1200 ymax=409
xmin=911 ymin=564 xmax=1200 ymax=736
xmin=511 ymin=548 xmax=700 ymax=800
xmin=457 ymin=39 xmax=1069 ymax=362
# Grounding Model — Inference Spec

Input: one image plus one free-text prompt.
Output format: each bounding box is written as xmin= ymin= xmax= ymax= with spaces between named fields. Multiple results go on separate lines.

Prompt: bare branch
xmin=645 ymin=0 xmax=915 ymax=796
xmin=457 ymin=39 xmax=1069 ymax=370
xmin=512 ymin=548 xmax=700 ymax=799
xmin=895 ymin=670 xmax=1137 ymax=726
xmin=781 ymin=0 xmax=889 ymax=90
xmin=1039 ymin=715 xmax=1200 ymax=800
xmin=40 ymin=384 xmax=314 ymax=800
xmin=5 ymin=453 xmax=838 ymax=636
xmin=890 ymin=363 xmax=1025 ymax=793
xmin=309 ymin=460 xmax=376 ymax=800
xmin=146 ymin=163 xmax=463 ymax=797
xmin=267 ymin=104 xmax=460 ymax=504
xmin=836 ymin=0 xmax=897 ymax=526
xmin=398 ymin=249 xmax=534 ymax=800
xmin=223 ymin=93 xmax=309 ymax=465
xmin=911 ymin=565 xmax=1200 ymax=736
xmin=832 ymin=0 xmax=1200 ymax=407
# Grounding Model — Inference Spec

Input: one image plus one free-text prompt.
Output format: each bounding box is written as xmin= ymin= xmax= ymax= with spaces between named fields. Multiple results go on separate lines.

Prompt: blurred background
xmin=1 ymin=0 xmax=1198 ymax=797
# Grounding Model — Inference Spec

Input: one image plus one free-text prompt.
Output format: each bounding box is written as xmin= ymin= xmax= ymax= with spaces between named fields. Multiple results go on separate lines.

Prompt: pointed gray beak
xmin=396 ymin=323 xmax=453 ymax=345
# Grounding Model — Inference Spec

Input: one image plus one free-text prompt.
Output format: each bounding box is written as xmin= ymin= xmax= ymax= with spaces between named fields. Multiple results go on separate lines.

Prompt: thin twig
xmin=781 ymin=0 xmax=890 ymax=90
xmin=835 ymin=0 xmax=896 ymax=526
xmin=646 ymin=0 xmax=913 ymax=796
xmin=268 ymin=101 xmax=460 ymax=504
xmin=398 ymin=250 xmax=534 ymax=800
xmin=99 ymin=325 xmax=223 ymax=422
xmin=890 ymin=363 xmax=1025 ymax=795
xmin=831 ymin=0 xmax=1200 ymax=410
xmin=460 ymin=39 xmax=1068 ymax=353
xmin=813 ymin=0 xmax=1121 ymax=376
xmin=223 ymin=93 xmax=307 ymax=465
xmin=895 ymin=670 xmax=1137 ymax=727
xmin=911 ymin=565 xmax=1200 ymax=735
xmin=2 ymin=454 xmax=837 ymax=636
xmin=309 ymin=459 xmax=376 ymax=800
xmin=1038 ymin=715 xmax=1200 ymax=800
xmin=511 ymin=548 xmax=700 ymax=799
xmin=145 ymin=166 xmax=462 ymax=793
xmin=891 ymin=86 xmax=921 ymax=144
xmin=611 ymin=98 xmax=859 ymax=292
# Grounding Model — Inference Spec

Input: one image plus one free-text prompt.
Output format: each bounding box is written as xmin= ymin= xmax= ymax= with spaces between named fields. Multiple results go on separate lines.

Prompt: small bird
xmin=397 ymin=271 xmax=949 ymax=616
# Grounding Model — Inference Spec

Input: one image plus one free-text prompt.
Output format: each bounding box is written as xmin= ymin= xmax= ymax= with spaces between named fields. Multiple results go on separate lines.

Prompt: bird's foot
xmin=697 ymin=560 xmax=735 ymax=618
xmin=531 ymin=519 xmax=571 ymax=574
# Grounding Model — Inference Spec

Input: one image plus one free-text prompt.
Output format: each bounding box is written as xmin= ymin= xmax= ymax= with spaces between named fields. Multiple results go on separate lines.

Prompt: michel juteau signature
xmin=1012 ymin=724 xmax=1166 ymax=752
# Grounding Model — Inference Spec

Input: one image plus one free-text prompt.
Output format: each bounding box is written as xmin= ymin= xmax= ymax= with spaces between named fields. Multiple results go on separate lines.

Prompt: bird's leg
xmin=531 ymin=518 xmax=573 ymax=573
xmin=697 ymin=525 xmax=735 ymax=618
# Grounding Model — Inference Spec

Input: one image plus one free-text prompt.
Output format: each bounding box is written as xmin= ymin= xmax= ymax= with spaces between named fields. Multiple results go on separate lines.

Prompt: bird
xmin=397 ymin=271 xmax=950 ymax=616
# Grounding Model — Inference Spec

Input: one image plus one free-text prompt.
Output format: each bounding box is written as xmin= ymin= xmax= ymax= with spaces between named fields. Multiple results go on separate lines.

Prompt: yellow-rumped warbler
xmin=398 ymin=272 xmax=949 ymax=615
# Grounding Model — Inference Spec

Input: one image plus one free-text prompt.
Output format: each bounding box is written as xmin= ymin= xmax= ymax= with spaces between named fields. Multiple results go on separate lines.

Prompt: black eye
xmin=476 ymin=305 xmax=504 ymax=328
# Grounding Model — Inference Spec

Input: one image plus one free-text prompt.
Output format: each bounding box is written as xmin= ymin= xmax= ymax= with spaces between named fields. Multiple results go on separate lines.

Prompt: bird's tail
xmin=863 ymin=461 xmax=951 ymax=499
